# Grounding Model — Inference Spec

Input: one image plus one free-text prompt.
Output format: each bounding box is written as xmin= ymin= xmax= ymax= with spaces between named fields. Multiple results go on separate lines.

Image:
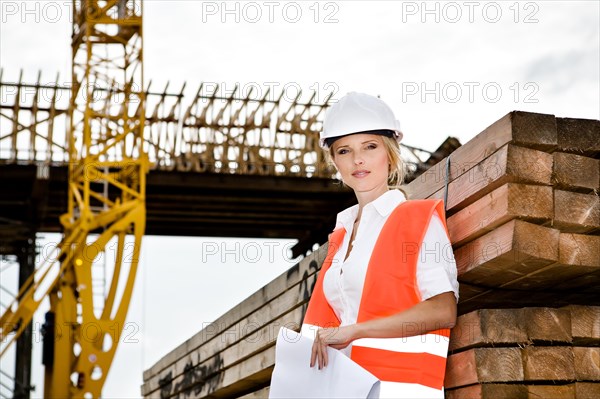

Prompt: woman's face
xmin=331 ymin=133 xmax=390 ymax=196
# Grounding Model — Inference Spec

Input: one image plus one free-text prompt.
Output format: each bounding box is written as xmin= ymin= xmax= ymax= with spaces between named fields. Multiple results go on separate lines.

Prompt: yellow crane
xmin=0 ymin=0 xmax=147 ymax=397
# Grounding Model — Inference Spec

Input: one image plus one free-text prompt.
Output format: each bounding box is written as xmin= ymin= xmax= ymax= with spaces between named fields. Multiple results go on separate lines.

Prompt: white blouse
xmin=322 ymin=189 xmax=459 ymax=329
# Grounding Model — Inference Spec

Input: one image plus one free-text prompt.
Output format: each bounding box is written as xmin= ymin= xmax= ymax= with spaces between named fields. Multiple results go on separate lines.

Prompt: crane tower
xmin=0 ymin=0 xmax=147 ymax=397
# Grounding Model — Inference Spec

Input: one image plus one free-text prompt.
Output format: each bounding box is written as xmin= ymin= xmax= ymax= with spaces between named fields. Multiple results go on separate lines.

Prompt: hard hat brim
xmin=319 ymin=129 xmax=403 ymax=149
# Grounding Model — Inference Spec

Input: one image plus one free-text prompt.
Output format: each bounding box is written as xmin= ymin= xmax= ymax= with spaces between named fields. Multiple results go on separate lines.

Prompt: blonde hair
xmin=324 ymin=135 xmax=406 ymax=187
xmin=381 ymin=136 xmax=406 ymax=187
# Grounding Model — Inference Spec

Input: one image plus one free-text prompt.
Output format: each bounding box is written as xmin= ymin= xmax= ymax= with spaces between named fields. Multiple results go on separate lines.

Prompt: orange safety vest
xmin=303 ymin=199 xmax=451 ymax=393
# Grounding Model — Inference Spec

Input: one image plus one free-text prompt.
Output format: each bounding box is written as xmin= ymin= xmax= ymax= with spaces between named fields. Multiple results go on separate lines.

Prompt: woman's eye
xmin=337 ymin=149 xmax=349 ymax=155
xmin=366 ymin=144 xmax=377 ymax=149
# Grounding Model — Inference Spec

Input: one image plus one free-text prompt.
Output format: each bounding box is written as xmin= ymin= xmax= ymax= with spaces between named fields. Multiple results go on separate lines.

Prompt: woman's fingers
xmin=310 ymin=340 xmax=317 ymax=367
xmin=311 ymin=333 xmax=324 ymax=369
xmin=310 ymin=332 xmax=328 ymax=370
xmin=318 ymin=344 xmax=323 ymax=370
xmin=317 ymin=330 xmax=329 ymax=369
xmin=311 ymin=327 xmax=348 ymax=369
xmin=317 ymin=331 xmax=324 ymax=369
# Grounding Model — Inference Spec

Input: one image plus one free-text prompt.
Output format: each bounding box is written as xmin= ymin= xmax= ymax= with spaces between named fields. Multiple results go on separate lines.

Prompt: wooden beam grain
xmin=445 ymin=384 xmax=527 ymax=399
xmin=553 ymin=152 xmax=600 ymax=193
xmin=449 ymin=309 xmax=528 ymax=353
xmin=522 ymin=346 xmax=575 ymax=381
xmin=519 ymin=307 xmax=572 ymax=343
xmin=574 ymin=347 xmax=600 ymax=381
xmin=447 ymin=183 xmax=553 ymax=247
xmin=445 ymin=348 xmax=524 ymax=389
xmin=575 ymin=382 xmax=600 ymax=399
xmin=405 ymin=111 xmax=556 ymax=202
xmin=556 ymin=117 xmax=600 ymax=158
xmin=566 ymin=305 xmax=600 ymax=345
xmin=454 ymin=219 xmax=559 ymax=288
xmin=554 ymin=190 xmax=600 ymax=233
xmin=427 ymin=144 xmax=552 ymax=214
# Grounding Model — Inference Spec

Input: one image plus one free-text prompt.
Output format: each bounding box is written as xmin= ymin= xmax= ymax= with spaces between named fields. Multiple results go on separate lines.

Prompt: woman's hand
xmin=310 ymin=325 xmax=356 ymax=369
xmin=308 ymin=293 xmax=457 ymax=369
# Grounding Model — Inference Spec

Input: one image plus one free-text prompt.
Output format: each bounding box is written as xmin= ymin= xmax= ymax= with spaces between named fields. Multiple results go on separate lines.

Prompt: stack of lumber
xmin=403 ymin=111 xmax=600 ymax=313
xmin=409 ymin=111 xmax=600 ymax=398
xmin=445 ymin=306 xmax=600 ymax=399
xmin=140 ymin=249 xmax=325 ymax=398
xmin=141 ymin=111 xmax=600 ymax=398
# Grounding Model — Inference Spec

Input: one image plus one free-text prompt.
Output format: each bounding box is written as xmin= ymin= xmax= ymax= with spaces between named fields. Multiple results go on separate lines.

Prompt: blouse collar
xmin=334 ymin=189 xmax=407 ymax=231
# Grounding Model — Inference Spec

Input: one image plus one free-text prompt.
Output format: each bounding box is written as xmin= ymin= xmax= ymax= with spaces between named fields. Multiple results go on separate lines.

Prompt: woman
xmin=302 ymin=92 xmax=458 ymax=399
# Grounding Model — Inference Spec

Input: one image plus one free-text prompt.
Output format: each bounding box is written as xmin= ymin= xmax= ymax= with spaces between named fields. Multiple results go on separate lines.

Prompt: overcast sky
xmin=1 ymin=1 xmax=599 ymax=397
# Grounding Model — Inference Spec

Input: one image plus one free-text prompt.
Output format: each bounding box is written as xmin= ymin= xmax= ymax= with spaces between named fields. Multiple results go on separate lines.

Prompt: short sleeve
xmin=416 ymin=212 xmax=459 ymax=302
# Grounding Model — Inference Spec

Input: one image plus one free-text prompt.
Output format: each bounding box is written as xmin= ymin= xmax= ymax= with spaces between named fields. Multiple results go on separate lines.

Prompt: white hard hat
xmin=320 ymin=92 xmax=403 ymax=149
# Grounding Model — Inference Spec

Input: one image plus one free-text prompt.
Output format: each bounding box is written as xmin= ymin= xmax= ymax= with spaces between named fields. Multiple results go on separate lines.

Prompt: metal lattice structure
xmin=0 ymin=75 xmax=432 ymax=177
xmin=1 ymin=0 xmax=147 ymax=397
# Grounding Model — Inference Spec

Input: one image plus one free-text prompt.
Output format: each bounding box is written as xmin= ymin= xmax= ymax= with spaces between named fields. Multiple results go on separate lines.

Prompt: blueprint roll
xmin=269 ymin=327 xmax=380 ymax=398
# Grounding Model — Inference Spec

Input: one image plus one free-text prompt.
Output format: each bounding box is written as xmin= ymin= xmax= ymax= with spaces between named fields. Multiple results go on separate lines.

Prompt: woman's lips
xmin=352 ymin=170 xmax=370 ymax=178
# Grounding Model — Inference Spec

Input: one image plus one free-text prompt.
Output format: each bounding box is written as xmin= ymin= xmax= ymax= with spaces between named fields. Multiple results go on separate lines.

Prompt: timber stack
xmin=408 ymin=111 xmax=600 ymax=398
xmin=141 ymin=111 xmax=600 ymax=398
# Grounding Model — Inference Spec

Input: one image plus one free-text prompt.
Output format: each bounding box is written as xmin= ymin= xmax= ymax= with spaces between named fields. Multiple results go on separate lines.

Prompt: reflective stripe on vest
xmin=303 ymin=199 xmax=451 ymax=392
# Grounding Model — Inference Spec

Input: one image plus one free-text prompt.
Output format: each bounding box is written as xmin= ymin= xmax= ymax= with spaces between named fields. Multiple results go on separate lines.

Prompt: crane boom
xmin=0 ymin=1 xmax=147 ymax=397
